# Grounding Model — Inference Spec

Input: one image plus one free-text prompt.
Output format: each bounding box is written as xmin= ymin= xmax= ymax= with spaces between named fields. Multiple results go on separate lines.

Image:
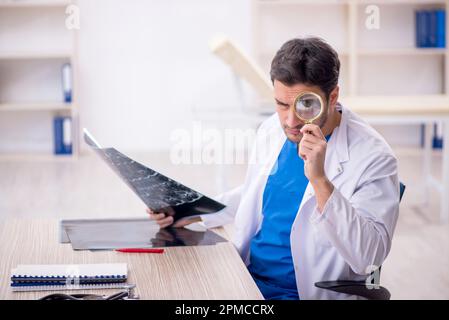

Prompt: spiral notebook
xmin=10 ymin=263 xmax=127 ymax=292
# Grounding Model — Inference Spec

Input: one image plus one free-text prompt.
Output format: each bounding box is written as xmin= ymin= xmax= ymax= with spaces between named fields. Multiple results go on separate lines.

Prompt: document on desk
xmin=61 ymin=218 xmax=228 ymax=250
xmin=83 ymin=129 xmax=225 ymax=222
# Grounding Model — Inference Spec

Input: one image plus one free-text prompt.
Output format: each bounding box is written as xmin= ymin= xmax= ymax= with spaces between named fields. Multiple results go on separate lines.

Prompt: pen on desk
xmin=115 ymin=248 xmax=165 ymax=253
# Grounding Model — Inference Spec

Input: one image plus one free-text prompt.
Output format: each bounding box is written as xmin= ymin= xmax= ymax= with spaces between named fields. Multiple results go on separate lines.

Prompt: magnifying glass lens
xmin=295 ymin=93 xmax=322 ymax=121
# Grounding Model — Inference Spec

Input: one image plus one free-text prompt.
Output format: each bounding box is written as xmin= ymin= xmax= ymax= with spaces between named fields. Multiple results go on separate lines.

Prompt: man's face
xmin=274 ymin=80 xmax=329 ymax=144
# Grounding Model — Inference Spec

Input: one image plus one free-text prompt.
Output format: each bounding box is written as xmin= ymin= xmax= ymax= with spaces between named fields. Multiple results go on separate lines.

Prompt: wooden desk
xmin=0 ymin=219 xmax=263 ymax=300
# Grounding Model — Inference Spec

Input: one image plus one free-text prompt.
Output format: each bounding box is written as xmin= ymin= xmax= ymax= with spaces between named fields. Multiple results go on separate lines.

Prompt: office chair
xmin=314 ymin=182 xmax=406 ymax=300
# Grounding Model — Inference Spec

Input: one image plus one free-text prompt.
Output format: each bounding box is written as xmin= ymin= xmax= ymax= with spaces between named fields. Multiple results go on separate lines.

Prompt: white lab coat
xmin=200 ymin=104 xmax=400 ymax=300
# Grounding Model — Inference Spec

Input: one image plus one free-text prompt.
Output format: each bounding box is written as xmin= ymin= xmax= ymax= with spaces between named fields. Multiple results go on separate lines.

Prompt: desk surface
xmin=0 ymin=219 xmax=263 ymax=300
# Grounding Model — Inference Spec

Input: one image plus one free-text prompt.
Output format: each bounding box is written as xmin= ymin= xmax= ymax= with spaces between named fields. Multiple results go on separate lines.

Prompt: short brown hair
xmin=270 ymin=37 xmax=340 ymax=99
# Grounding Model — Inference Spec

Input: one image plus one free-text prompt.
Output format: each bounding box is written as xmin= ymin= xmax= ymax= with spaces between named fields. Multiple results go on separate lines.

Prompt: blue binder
xmin=429 ymin=10 xmax=438 ymax=47
xmin=433 ymin=123 xmax=444 ymax=149
xmin=53 ymin=117 xmax=72 ymax=155
xmin=416 ymin=10 xmax=429 ymax=47
xmin=436 ymin=9 xmax=446 ymax=48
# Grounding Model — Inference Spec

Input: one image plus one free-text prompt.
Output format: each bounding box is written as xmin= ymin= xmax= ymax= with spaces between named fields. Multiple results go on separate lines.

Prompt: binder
xmin=436 ymin=9 xmax=446 ymax=48
xmin=416 ymin=9 xmax=446 ymax=48
xmin=61 ymin=63 xmax=72 ymax=103
xmin=53 ymin=116 xmax=72 ymax=155
xmin=429 ymin=10 xmax=438 ymax=47
xmin=416 ymin=10 xmax=429 ymax=48
xmin=433 ymin=122 xmax=444 ymax=149
xmin=10 ymin=263 xmax=127 ymax=292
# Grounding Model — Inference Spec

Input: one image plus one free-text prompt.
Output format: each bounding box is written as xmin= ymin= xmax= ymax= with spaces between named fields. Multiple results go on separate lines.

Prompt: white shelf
xmin=357 ymin=47 xmax=447 ymax=56
xmin=0 ymin=102 xmax=73 ymax=112
xmin=256 ymin=0 xmax=446 ymax=5
xmin=0 ymin=51 xmax=72 ymax=60
xmin=256 ymin=0 xmax=348 ymax=5
xmin=258 ymin=49 xmax=349 ymax=58
xmin=0 ymin=0 xmax=71 ymax=8
xmin=254 ymin=95 xmax=449 ymax=116
xmin=355 ymin=0 xmax=446 ymax=5
xmin=340 ymin=94 xmax=449 ymax=115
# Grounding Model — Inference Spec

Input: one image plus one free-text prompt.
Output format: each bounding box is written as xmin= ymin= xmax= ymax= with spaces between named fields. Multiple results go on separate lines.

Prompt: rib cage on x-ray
xmin=102 ymin=148 xmax=202 ymax=209
xmin=84 ymin=130 xmax=225 ymax=221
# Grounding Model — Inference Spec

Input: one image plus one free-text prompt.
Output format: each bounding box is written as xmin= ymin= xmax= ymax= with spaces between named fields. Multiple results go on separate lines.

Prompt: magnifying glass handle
xmin=303 ymin=120 xmax=314 ymax=135
xmin=298 ymin=120 xmax=313 ymax=160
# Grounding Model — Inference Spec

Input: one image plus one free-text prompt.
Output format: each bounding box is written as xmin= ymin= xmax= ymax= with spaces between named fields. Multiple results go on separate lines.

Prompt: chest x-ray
xmin=83 ymin=129 xmax=225 ymax=222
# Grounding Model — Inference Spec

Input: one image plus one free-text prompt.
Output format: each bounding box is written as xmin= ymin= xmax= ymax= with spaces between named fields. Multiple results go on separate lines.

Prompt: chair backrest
xmin=369 ymin=182 xmax=405 ymax=294
xmin=399 ymin=182 xmax=406 ymax=202
xmin=315 ymin=181 xmax=407 ymax=300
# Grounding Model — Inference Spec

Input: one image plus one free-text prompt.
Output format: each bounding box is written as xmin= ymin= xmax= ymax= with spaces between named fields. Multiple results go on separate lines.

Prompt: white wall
xmin=0 ymin=1 xmax=428 ymax=154
xmin=77 ymin=0 xmax=253 ymax=152
xmin=77 ymin=0 xmax=428 ymax=152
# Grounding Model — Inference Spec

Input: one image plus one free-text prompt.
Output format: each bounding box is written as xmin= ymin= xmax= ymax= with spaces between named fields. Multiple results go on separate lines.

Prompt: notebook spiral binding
xmin=10 ymin=263 xmax=128 ymax=292
xmin=11 ymin=282 xmax=129 ymax=292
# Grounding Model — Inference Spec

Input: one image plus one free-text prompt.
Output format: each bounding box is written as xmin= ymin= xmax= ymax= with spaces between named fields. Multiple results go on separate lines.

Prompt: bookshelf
xmin=251 ymin=0 xmax=449 ymax=112
xmin=0 ymin=0 xmax=79 ymax=160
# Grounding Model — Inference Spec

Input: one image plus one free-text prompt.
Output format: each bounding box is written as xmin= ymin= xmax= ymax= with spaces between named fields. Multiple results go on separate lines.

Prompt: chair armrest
xmin=315 ymin=281 xmax=391 ymax=300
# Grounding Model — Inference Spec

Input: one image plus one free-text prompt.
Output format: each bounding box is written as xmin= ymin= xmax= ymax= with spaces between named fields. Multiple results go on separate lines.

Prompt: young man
xmin=148 ymin=37 xmax=400 ymax=300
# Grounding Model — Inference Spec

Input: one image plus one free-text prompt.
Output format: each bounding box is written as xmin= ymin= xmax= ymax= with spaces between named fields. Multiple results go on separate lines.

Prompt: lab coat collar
xmin=325 ymin=102 xmax=349 ymax=180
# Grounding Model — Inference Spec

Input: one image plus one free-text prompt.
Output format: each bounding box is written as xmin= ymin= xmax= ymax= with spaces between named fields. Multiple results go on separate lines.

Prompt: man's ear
xmin=329 ymin=86 xmax=339 ymax=108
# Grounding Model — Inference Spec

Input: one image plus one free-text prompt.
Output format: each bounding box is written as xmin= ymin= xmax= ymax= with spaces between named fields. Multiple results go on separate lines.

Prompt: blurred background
xmin=0 ymin=0 xmax=448 ymax=299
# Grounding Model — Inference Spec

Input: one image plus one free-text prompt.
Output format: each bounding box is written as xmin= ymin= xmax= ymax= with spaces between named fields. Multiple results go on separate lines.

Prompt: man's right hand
xmin=146 ymin=208 xmax=201 ymax=228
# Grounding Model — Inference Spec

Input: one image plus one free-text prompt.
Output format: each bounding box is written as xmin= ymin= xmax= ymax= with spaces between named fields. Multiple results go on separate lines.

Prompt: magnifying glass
xmin=293 ymin=91 xmax=324 ymax=124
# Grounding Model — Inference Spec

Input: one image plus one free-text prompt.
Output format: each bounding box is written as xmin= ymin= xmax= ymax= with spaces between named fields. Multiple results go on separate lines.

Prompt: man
xmin=148 ymin=37 xmax=400 ymax=299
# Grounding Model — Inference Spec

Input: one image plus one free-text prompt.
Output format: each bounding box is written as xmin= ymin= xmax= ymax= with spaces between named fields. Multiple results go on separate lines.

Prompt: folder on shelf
xmin=416 ymin=9 xmax=446 ymax=48
xmin=433 ymin=122 xmax=444 ymax=149
xmin=436 ymin=9 xmax=446 ymax=48
xmin=53 ymin=116 xmax=72 ymax=155
xmin=429 ymin=10 xmax=438 ymax=47
xmin=416 ymin=10 xmax=429 ymax=48
xmin=61 ymin=63 xmax=72 ymax=103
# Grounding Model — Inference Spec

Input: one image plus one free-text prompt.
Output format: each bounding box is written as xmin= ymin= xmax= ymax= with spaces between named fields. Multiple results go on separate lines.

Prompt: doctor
xmin=148 ymin=37 xmax=400 ymax=300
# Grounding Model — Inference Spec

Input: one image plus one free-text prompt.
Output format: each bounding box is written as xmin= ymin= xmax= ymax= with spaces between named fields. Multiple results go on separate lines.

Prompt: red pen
xmin=115 ymin=248 xmax=164 ymax=253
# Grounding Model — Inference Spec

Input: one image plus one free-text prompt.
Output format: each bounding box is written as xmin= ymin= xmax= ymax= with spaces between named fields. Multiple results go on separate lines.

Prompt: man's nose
xmin=285 ymin=107 xmax=301 ymax=128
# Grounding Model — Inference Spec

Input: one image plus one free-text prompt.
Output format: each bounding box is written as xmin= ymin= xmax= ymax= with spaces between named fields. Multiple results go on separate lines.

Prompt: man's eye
xmin=277 ymin=103 xmax=288 ymax=109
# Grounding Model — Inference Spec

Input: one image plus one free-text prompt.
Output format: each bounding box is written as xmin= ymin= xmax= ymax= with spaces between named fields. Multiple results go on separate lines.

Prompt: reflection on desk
xmin=61 ymin=218 xmax=227 ymax=250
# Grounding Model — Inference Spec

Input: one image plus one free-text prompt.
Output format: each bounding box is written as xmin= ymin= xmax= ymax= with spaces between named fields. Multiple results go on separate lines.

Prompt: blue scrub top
xmin=248 ymin=135 xmax=330 ymax=300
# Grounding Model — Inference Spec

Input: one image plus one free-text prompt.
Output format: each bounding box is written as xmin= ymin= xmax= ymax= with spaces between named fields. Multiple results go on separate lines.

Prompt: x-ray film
xmin=61 ymin=218 xmax=227 ymax=250
xmin=83 ymin=129 xmax=226 ymax=222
